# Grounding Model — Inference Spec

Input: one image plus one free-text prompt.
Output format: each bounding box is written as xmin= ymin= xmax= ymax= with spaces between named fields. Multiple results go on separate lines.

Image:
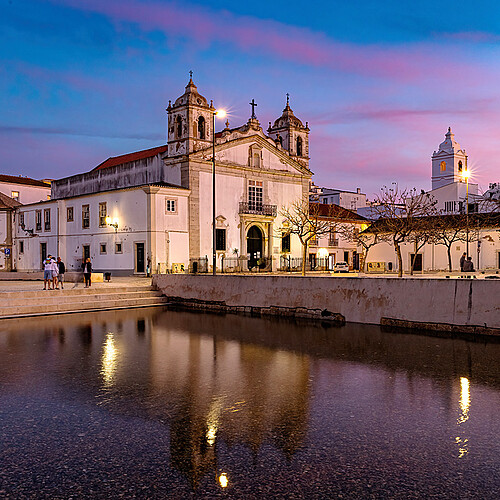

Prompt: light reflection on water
xmin=101 ymin=332 xmax=117 ymax=387
xmin=0 ymin=307 xmax=499 ymax=498
xmin=456 ymin=376 xmax=471 ymax=458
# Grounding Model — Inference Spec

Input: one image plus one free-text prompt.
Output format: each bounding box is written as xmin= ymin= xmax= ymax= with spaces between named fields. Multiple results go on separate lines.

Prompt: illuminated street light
xmin=105 ymin=216 xmax=119 ymax=232
xmin=211 ymin=102 xmax=226 ymax=275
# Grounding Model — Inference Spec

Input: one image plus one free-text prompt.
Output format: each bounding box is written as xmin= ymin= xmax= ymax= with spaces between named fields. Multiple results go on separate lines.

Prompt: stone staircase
xmin=0 ymin=285 xmax=169 ymax=319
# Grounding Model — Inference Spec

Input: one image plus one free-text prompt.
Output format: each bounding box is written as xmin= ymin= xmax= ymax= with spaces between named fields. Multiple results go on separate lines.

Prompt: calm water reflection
xmin=0 ymin=308 xmax=499 ymax=499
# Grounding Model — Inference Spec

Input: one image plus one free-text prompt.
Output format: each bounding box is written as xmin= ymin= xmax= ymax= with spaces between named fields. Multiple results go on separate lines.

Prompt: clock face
xmin=440 ymin=161 xmax=446 ymax=172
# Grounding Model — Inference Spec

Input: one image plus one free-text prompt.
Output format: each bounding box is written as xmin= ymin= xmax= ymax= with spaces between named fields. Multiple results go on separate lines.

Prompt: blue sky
xmin=1 ymin=0 xmax=499 ymax=196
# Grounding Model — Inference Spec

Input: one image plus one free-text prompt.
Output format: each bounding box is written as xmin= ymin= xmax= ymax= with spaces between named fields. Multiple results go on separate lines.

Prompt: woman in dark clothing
xmin=82 ymin=257 xmax=92 ymax=287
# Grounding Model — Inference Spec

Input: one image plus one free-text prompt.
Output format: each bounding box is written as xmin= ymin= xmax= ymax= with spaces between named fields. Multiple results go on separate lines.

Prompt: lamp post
xmin=211 ymin=104 xmax=226 ymax=275
xmin=462 ymin=169 xmax=470 ymax=257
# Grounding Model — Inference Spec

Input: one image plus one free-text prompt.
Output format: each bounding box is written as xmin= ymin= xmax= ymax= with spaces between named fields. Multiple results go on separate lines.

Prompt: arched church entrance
xmin=247 ymin=225 xmax=263 ymax=269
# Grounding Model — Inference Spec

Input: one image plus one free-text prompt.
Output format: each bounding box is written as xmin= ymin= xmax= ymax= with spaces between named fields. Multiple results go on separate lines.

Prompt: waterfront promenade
xmin=0 ymin=277 xmax=168 ymax=319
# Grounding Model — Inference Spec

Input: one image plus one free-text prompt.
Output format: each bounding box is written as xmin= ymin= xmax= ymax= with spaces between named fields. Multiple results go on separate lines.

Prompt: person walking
xmin=50 ymin=256 xmax=59 ymax=290
xmin=56 ymin=257 xmax=66 ymax=290
xmin=460 ymin=252 xmax=466 ymax=272
xmin=43 ymin=255 xmax=54 ymax=290
xmin=82 ymin=257 xmax=92 ymax=288
xmin=463 ymin=256 xmax=474 ymax=272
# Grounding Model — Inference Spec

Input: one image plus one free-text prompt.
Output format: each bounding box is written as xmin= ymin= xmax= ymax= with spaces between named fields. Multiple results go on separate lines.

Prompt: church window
xmin=67 ymin=207 xmax=74 ymax=222
xmin=115 ymin=242 xmax=123 ymax=254
xmin=99 ymin=202 xmax=107 ymax=227
xmin=100 ymin=243 xmax=107 ymax=254
xmin=253 ymin=152 xmax=260 ymax=168
xmin=248 ymin=180 xmax=263 ymax=211
xmin=458 ymin=161 xmax=463 ymax=172
xmin=165 ymin=199 xmax=177 ymax=213
xmin=11 ymin=191 xmax=19 ymax=201
xmin=35 ymin=210 xmax=42 ymax=231
xmin=216 ymin=229 xmax=226 ymax=251
xmin=82 ymin=205 xmax=90 ymax=229
xmin=176 ymin=116 xmax=182 ymax=138
xmin=19 ymin=241 xmax=24 ymax=254
xmin=440 ymin=161 xmax=446 ymax=171
xmin=281 ymin=233 xmax=291 ymax=252
xmin=296 ymin=136 xmax=303 ymax=156
xmin=198 ymin=116 xmax=205 ymax=139
xmin=44 ymin=209 xmax=51 ymax=231
xmin=19 ymin=213 xmax=24 ymax=226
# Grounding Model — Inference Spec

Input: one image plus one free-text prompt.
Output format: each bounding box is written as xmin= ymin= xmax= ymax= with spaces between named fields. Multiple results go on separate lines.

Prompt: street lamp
xmin=462 ymin=168 xmax=470 ymax=257
xmin=211 ymin=104 xmax=226 ymax=275
xmin=105 ymin=216 xmax=119 ymax=232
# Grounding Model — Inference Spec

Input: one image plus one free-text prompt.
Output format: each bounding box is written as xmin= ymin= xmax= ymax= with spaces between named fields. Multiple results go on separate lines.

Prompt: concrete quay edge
xmin=153 ymin=274 xmax=500 ymax=336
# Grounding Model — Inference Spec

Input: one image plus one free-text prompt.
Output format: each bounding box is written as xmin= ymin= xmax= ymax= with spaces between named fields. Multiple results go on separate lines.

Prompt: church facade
xmin=13 ymin=78 xmax=325 ymax=275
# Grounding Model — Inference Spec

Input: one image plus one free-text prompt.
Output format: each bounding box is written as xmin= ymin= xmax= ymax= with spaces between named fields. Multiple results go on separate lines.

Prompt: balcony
xmin=328 ymin=238 xmax=339 ymax=247
xmin=239 ymin=202 xmax=277 ymax=217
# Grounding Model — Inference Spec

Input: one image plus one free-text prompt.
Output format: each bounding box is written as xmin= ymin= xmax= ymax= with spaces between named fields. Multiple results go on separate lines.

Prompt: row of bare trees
xmin=278 ymin=187 xmax=498 ymax=277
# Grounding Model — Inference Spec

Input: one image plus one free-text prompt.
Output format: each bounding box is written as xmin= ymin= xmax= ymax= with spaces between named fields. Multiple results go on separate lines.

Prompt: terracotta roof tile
xmin=0 ymin=174 xmax=51 ymax=188
xmin=92 ymin=145 xmax=168 ymax=171
xmin=0 ymin=192 xmax=22 ymax=209
xmin=311 ymin=202 xmax=368 ymax=221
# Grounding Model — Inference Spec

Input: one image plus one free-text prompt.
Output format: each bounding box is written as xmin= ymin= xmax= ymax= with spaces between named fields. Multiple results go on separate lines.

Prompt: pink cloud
xmin=48 ymin=0 xmax=496 ymax=84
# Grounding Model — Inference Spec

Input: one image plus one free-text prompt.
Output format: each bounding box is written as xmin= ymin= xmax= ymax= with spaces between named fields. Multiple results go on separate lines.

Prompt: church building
xmin=14 ymin=78 xmax=316 ymax=275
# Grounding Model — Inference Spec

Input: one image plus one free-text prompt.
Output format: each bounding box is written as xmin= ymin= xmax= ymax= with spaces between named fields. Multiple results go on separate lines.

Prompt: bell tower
xmin=166 ymin=74 xmax=213 ymax=156
xmin=431 ymin=127 xmax=468 ymax=190
xmin=268 ymin=94 xmax=310 ymax=169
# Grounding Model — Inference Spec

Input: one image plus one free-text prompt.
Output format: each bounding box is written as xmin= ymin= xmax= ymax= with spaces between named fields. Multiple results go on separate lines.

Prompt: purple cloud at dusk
xmin=1 ymin=0 xmax=499 ymax=197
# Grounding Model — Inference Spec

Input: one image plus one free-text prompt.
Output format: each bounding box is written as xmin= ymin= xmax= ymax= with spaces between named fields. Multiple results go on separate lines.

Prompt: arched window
xmin=278 ymin=135 xmax=283 ymax=146
xmin=176 ymin=116 xmax=182 ymax=138
xmin=296 ymin=136 xmax=303 ymax=156
xmin=198 ymin=116 xmax=205 ymax=139
xmin=458 ymin=160 xmax=463 ymax=172
xmin=440 ymin=161 xmax=446 ymax=172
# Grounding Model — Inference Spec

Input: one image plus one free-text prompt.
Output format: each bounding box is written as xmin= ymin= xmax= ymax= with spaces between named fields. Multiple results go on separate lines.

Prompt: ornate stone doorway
xmin=247 ymin=225 xmax=263 ymax=268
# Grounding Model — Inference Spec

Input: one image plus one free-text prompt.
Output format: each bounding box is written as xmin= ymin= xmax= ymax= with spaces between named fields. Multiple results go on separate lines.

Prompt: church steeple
xmin=268 ymin=95 xmax=310 ymax=168
xmin=431 ymin=127 xmax=468 ymax=190
xmin=166 ymin=73 xmax=213 ymax=156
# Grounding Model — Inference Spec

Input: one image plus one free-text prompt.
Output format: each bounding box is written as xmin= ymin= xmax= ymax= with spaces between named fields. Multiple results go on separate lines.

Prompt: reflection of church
xmin=16 ymin=75 xmax=312 ymax=274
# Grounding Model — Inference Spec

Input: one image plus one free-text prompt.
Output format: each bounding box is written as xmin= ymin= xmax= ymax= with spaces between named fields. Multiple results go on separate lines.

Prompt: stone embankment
xmin=153 ymin=275 xmax=500 ymax=336
xmin=0 ymin=284 xmax=168 ymax=319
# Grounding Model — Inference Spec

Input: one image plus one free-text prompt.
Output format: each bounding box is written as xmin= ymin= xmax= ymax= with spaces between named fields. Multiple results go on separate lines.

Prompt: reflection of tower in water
xmin=149 ymin=325 xmax=311 ymax=487
xmin=455 ymin=376 xmax=470 ymax=458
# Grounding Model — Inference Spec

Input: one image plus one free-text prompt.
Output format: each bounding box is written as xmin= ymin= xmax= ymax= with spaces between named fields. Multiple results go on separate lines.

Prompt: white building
xmin=0 ymin=174 xmax=51 ymax=204
xmin=14 ymin=78 xmax=323 ymax=275
xmin=317 ymin=187 xmax=367 ymax=211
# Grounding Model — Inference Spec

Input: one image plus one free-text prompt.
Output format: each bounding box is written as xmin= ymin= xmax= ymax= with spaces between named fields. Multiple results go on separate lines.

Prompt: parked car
xmin=333 ymin=261 xmax=349 ymax=272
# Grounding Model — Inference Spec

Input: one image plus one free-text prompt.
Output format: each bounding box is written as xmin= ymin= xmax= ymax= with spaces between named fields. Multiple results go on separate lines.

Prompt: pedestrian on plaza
xmin=51 ymin=256 xmax=59 ymax=290
xmin=82 ymin=257 xmax=92 ymax=288
xmin=460 ymin=252 xmax=466 ymax=272
xmin=57 ymin=257 xmax=66 ymax=290
xmin=463 ymin=256 xmax=474 ymax=272
xmin=43 ymin=254 xmax=54 ymax=290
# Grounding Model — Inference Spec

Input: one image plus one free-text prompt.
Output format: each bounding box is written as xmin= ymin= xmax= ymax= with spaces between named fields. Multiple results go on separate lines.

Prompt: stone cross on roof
xmin=249 ymin=99 xmax=257 ymax=119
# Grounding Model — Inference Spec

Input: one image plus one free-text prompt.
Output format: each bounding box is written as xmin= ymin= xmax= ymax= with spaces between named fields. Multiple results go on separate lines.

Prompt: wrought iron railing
xmin=239 ymin=202 xmax=277 ymax=216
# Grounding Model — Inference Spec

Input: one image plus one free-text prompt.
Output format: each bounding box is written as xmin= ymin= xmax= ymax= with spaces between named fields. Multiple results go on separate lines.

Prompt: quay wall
xmin=153 ymin=275 xmax=500 ymax=333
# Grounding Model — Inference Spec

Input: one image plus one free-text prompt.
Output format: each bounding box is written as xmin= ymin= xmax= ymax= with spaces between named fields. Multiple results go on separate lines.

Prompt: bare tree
xmin=278 ymin=201 xmax=338 ymax=276
xmin=339 ymin=224 xmax=379 ymax=272
xmin=370 ymin=186 xmax=439 ymax=277
xmin=431 ymin=215 xmax=468 ymax=271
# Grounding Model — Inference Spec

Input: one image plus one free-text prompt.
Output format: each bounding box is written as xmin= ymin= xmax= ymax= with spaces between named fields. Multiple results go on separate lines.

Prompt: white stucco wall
xmin=0 ymin=181 xmax=50 ymax=205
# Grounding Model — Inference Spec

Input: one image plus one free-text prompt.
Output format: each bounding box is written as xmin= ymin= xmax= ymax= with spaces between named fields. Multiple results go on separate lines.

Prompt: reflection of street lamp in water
xmin=462 ymin=169 xmax=470 ymax=257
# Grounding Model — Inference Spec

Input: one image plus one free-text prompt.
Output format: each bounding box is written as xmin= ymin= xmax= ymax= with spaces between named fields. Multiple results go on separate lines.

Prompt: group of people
xmin=460 ymin=252 xmax=475 ymax=272
xmin=43 ymin=256 xmax=93 ymax=289
xmin=43 ymin=255 xmax=65 ymax=290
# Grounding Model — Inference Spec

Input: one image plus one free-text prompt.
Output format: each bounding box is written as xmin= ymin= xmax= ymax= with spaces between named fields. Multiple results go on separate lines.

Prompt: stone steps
xmin=0 ymin=285 xmax=169 ymax=319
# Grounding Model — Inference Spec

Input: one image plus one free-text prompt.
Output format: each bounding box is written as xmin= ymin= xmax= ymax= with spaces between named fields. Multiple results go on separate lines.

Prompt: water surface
xmin=0 ymin=308 xmax=499 ymax=498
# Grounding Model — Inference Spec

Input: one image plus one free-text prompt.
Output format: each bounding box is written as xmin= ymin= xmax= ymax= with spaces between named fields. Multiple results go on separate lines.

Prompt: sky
xmin=1 ymin=0 xmax=500 ymax=198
